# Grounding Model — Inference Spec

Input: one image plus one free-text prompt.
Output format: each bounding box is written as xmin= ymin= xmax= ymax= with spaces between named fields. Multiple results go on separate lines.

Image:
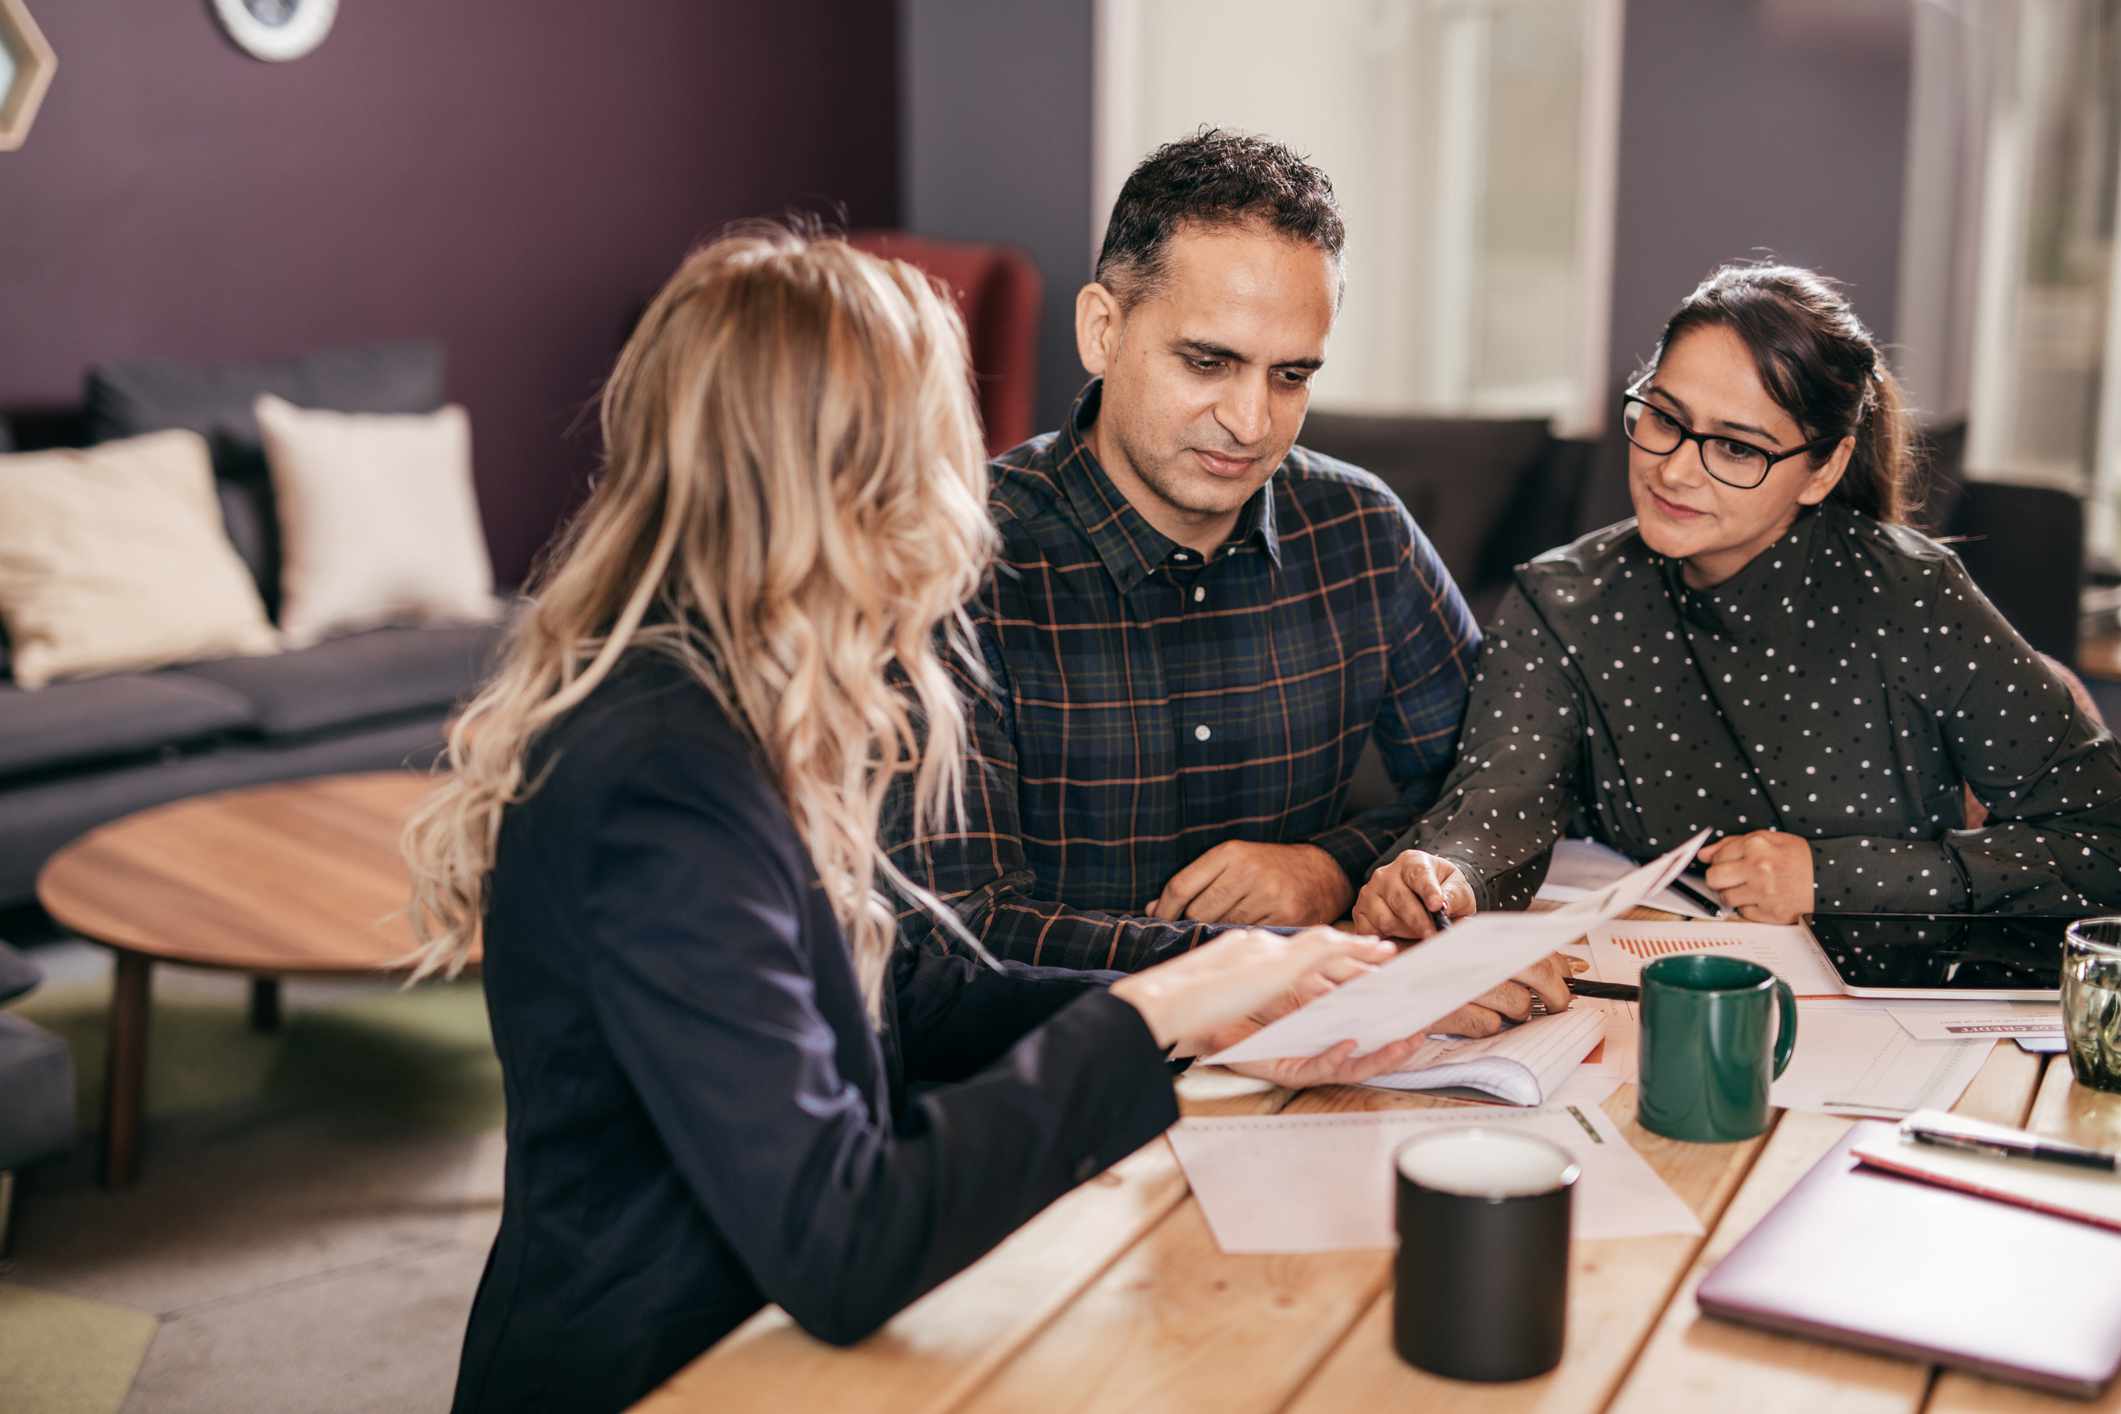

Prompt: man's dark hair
xmin=1094 ymin=128 xmax=1345 ymax=307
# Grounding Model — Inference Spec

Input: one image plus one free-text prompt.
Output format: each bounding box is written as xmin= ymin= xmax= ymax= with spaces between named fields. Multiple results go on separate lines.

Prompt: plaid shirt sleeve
xmin=889 ymin=615 xmax=1221 ymax=973
xmin=1305 ymin=503 xmax=1479 ymax=881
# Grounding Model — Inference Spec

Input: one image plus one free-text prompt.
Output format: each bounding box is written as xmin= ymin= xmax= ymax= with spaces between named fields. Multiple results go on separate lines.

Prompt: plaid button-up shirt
xmin=892 ymin=381 xmax=1479 ymax=972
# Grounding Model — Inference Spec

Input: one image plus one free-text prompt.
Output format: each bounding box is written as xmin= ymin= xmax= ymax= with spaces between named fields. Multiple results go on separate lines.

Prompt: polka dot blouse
xmin=1388 ymin=502 xmax=2121 ymax=915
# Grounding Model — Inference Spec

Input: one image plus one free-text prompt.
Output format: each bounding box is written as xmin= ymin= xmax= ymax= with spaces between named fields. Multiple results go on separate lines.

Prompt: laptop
xmin=1800 ymin=912 xmax=2073 ymax=1000
xmin=1697 ymin=1123 xmax=2121 ymax=1398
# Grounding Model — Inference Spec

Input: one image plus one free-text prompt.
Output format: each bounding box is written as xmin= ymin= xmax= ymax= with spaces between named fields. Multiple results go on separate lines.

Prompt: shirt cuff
xmin=1809 ymin=836 xmax=1970 ymax=914
xmin=1430 ymin=852 xmax=1498 ymax=912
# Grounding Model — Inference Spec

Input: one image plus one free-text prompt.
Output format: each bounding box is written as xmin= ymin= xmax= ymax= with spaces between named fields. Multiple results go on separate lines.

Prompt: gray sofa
xmin=0 ymin=940 xmax=73 ymax=1253
xmin=0 ymin=343 xmax=506 ymax=911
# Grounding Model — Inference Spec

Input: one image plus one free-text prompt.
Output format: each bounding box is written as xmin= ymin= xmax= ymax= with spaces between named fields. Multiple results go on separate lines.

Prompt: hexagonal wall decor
xmin=0 ymin=0 xmax=54 ymax=153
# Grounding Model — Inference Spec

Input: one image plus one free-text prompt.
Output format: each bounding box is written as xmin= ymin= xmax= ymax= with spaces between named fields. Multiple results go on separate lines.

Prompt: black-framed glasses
xmin=1620 ymin=391 xmax=1840 ymax=490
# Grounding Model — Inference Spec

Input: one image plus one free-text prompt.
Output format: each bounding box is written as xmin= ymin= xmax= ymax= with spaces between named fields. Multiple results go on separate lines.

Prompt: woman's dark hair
xmin=1649 ymin=263 xmax=1918 ymax=525
xmin=1095 ymin=127 xmax=1345 ymax=308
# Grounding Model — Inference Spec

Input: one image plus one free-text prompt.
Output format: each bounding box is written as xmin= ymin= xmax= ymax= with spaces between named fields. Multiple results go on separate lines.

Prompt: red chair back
xmin=849 ymin=232 xmax=1043 ymax=455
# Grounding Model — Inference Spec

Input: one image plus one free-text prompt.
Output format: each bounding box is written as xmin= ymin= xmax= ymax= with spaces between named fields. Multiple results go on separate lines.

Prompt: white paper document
xmin=1884 ymin=1002 xmax=2064 ymax=1042
xmin=1168 ymin=1102 xmax=1702 ymax=1254
xmin=1551 ymin=1065 xmax=1625 ymax=1110
xmin=1771 ymin=1002 xmax=1992 ymax=1118
xmin=1207 ymin=832 xmax=1711 ymax=1065
xmin=1361 ymin=1007 xmax=1604 ymax=1107
xmin=1585 ymin=920 xmax=1846 ymax=997
xmin=1538 ymin=837 xmax=1724 ymax=919
xmin=1576 ymin=996 xmax=1642 ymax=1078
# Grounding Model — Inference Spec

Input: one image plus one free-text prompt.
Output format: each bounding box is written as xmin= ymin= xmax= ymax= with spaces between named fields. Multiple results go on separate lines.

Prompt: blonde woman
xmin=405 ymin=228 xmax=1432 ymax=1414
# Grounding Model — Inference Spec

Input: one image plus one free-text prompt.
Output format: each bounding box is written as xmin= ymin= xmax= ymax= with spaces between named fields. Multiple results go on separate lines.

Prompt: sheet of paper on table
xmin=1360 ymin=1006 xmax=1604 ymax=1106
xmin=1207 ymin=831 xmax=1710 ymax=1065
xmin=1884 ymin=1001 xmax=2063 ymax=1042
xmin=1585 ymin=919 xmax=1846 ymax=997
xmin=1772 ymin=1002 xmax=1992 ymax=1118
xmin=1538 ymin=837 xmax=1724 ymax=919
xmin=1169 ymin=1101 xmax=1702 ymax=1254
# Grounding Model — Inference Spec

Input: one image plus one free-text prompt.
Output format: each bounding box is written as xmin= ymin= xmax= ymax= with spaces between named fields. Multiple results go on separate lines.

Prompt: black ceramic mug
xmin=1393 ymin=1127 xmax=1579 ymax=1382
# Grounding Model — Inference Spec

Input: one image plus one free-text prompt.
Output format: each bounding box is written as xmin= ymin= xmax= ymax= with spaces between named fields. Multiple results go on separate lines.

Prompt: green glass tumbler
xmin=1637 ymin=954 xmax=1797 ymax=1142
xmin=2063 ymin=918 xmax=2121 ymax=1095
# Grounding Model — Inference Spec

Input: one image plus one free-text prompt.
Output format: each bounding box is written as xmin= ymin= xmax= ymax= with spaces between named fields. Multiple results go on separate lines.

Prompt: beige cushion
xmin=0 ymin=431 xmax=280 ymax=689
xmin=256 ymin=394 xmax=498 ymax=649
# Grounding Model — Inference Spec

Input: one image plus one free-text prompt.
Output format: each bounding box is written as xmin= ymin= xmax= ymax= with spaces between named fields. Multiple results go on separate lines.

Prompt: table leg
xmin=250 ymin=977 xmax=282 ymax=1033
xmin=102 ymin=953 xmax=152 ymax=1189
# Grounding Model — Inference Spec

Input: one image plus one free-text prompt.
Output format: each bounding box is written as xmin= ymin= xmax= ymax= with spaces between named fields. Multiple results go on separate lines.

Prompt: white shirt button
xmin=1192 ymin=586 xmax=1206 ymax=603
xmin=1194 ymin=724 xmax=1212 ymax=742
xmin=1172 ymin=551 xmax=1192 ymax=562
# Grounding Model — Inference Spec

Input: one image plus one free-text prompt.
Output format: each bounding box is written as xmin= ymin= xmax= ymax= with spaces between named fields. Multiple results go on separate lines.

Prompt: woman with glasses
xmin=1353 ymin=262 xmax=2121 ymax=936
xmin=403 ymin=228 xmax=1431 ymax=1414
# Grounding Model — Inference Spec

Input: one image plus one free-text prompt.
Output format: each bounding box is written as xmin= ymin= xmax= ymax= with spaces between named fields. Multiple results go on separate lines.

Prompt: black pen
xmin=1666 ymin=875 xmax=1725 ymax=918
xmin=1421 ymin=900 xmax=1454 ymax=934
xmin=1565 ymin=978 xmax=1640 ymax=1002
xmin=1903 ymin=1122 xmax=2118 ymax=1173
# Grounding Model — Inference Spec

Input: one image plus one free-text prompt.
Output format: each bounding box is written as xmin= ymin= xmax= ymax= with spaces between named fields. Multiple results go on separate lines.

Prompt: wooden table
xmin=35 ymin=771 xmax=466 ymax=1188
xmin=637 ymin=943 xmax=2121 ymax=1411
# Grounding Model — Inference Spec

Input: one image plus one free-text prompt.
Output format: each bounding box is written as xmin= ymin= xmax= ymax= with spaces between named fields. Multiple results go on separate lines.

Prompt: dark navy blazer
xmin=452 ymin=657 xmax=1179 ymax=1413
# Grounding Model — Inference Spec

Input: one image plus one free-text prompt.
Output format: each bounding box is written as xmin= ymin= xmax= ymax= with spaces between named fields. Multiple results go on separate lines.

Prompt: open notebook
xmin=1361 ymin=1006 xmax=1604 ymax=1106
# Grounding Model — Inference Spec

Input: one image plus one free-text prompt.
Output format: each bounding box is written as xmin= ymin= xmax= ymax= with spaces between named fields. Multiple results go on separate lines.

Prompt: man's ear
xmin=1796 ymin=435 xmax=1855 ymax=507
xmin=1076 ymin=282 xmax=1122 ymax=377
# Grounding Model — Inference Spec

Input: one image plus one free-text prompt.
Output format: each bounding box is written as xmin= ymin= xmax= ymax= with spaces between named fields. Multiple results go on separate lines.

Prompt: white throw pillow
xmin=255 ymin=394 xmax=498 ymax=648
xmin=0 ymin=430 xmax=280 ymax=689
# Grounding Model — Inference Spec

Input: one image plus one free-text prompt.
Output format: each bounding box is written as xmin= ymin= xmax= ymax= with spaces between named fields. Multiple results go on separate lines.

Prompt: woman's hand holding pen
xmin=1347 ymin=847 xmax=1575 ymax=1037
xmin=1351 ymin=849 xmax=1477 ymax=941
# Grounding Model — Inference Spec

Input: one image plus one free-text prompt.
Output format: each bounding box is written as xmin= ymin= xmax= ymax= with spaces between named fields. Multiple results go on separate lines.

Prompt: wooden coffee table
xmin=35 ymin=771 xmax=476 ymax=1187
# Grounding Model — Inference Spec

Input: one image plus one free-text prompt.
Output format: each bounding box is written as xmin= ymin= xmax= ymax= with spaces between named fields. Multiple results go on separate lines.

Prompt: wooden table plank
xmin=1283 ymin=1083 xmax=1766 ymax=1414
xmin=1925 ymin=1058 xmax=2121 ymax=1414
xmin=633 ymin=1071 xmax=1291 ymax=1413
xmin=1608 ymin=1044 xmax=2043 ymax=1414
xmin=947 ymin=1080 xmax=1436 ymax=1414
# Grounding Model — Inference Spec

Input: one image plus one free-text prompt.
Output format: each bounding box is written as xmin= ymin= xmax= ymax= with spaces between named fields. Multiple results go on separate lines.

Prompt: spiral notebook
xmin=1361 ymin=1006 xmax=1604 ymax=1106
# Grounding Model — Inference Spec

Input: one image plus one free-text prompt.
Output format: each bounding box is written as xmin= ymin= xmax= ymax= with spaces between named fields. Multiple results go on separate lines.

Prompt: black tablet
xmin=1799 ymin=913 xmax=2075 ymax=999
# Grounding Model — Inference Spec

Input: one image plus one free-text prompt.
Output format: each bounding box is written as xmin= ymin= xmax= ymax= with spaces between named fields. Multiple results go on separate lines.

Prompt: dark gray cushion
xmin=1 ymin=418 xmax=11 ymax=679
xmin=0 ymin=941 xmax=41 ymax=1004
xmin=0 ymin=673 xmax=256 ymax=781
xmin=0 ymin=1012 xmax=76 ymax=1170
xmin=0 ymin=713 xmax=450 ymax=906
xmin=1298 ymin=415 xmax=1560 ymax=594
xmin=169 ymin=621 xmax=504 ymax=739
xmin=84 ymin=343 xmax=447 ymax=612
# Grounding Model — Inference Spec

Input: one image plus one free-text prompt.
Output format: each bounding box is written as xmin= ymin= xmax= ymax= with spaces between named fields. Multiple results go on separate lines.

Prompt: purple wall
xmin=0 ymin=1 xmax=899 ymax=585
xmin=1578 ymin=0 xmax=1914 ymax=527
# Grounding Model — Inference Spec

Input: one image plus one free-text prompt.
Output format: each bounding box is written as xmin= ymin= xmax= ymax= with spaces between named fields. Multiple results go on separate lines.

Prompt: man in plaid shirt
xmin=892 ymin=130 xmax=1480 ymax=973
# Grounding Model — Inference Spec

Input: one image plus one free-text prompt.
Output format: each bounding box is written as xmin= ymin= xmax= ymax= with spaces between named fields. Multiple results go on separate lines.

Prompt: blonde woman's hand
xmin=1108 ymin=926 xmax=1396 ymax=1055
xmin=1350 ymin=850 xmax=1478 ymax=940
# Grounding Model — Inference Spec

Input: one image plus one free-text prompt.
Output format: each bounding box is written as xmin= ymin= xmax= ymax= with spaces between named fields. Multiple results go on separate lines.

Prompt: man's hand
xmin=1146 ymin=841 xmax=1354 ymax=926
xmin=1420 ymin=953 xmax=1577 ymax=1038
xmin=1350 ymin=849 xmax=1477 ymax=940
xmin=1697 ymin=831 xmax=1815 ymax=923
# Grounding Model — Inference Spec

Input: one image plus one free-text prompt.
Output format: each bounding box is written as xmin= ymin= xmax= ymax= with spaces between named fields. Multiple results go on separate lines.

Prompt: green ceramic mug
xmin=1637 ymin=954 xmax=1797 ymax=1142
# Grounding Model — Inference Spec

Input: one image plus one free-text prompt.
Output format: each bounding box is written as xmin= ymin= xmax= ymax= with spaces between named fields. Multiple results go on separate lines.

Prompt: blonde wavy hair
xmin=401 ymin=225 xmax=996 ymax=1018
